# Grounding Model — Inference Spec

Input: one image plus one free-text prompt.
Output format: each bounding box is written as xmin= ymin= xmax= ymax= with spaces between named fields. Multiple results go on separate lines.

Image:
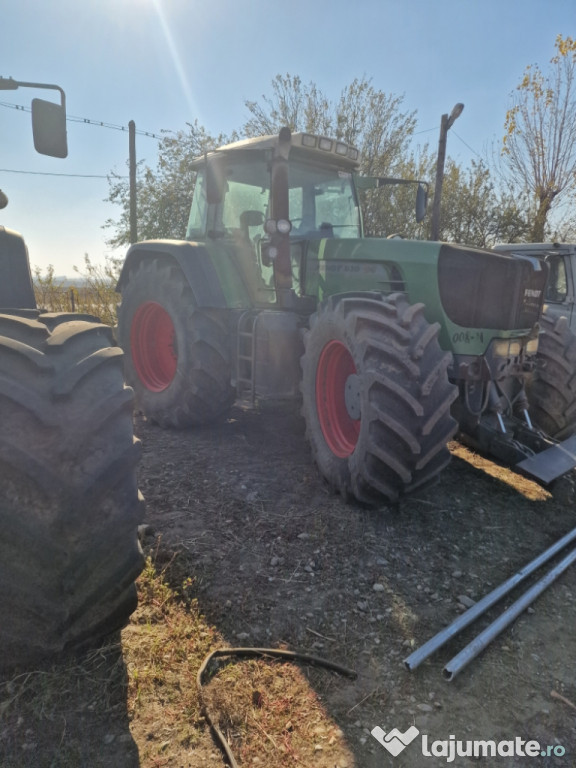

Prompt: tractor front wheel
xmin=0 ymin=310 xmax=143 ymax=667
xmin=301 ymin=293 xmax=458 ymax=505
xmin=527 ymin=312 xmax=576 ymax=440
xmin=118 ymin=259 xmax=235 ymax=428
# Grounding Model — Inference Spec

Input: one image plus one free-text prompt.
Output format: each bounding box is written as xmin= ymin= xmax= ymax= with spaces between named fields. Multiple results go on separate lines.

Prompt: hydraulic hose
xmin=196 ymin=647 xmax=357 ymax=767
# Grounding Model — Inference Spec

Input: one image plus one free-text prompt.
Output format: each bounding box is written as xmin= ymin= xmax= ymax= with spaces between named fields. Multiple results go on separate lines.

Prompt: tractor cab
xmin=186 ymin=131 xmax=362 ymax=307
xmin=185 ymin=129 xmax=427 ymax=309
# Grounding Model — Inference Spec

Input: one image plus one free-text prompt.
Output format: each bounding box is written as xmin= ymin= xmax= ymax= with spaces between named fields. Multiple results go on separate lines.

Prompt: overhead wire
xmin=452 ymin=129 xmax=484 ymax=159
xmin=0 ymin=99 xmax=163 ymax=139
xmin=0 ymin=99 xmax=159 ymax=179
xmin=0 ymin=167 xmax=114 ymax=179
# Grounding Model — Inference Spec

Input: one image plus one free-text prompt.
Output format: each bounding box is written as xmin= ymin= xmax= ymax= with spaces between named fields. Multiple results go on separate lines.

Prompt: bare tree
xmin=502 ymin=35 xmax=576 ymax=242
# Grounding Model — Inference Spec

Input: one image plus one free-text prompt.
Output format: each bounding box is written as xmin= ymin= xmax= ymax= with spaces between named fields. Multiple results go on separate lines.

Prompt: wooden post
xmin=430 ymin=104 xmax=464 ymax=241
xmin=430 ymin=113 xmax=449 ymax=241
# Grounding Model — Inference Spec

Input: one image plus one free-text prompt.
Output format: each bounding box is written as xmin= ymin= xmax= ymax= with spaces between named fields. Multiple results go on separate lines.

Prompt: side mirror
xmin=416 ymin=183 xmax=428 ymax=223
xmin=31 ymin=98 xmax=68 ymax=158
xmin=240 ymin=210 xmax=264 ymax=228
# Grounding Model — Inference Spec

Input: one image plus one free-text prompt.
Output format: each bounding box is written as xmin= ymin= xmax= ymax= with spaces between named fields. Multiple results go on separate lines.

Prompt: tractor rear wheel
xmin=527 ymin=312 xmax=576 ymax=440
xmin=117 ymin=259 xmax=235 ymax=428
xmin=0 ymin=310 xmax=143 ymax=668
xmin=301 ymin=293 xmax=458 ymax=505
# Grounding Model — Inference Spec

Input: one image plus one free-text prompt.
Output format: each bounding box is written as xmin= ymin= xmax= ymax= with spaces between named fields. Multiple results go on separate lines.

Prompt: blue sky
xmin=1 ymin=0 xmax=574 ymax=275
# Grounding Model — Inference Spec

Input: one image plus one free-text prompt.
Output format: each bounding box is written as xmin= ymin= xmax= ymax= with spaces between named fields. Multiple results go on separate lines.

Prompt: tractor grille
xmin=437 ymin=244 xmax=548 ymax=330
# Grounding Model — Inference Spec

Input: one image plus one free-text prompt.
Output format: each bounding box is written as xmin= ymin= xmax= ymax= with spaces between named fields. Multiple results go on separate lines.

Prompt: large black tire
xmin=0 ymin=310 xmax=144 ymax=668
xmin=117 ymin=259 xmax=235 ymax=428
xmin=301 ymin=293 xmax=458 ymax=505
xmin=527 ymin=312 xmax=576 ymax=440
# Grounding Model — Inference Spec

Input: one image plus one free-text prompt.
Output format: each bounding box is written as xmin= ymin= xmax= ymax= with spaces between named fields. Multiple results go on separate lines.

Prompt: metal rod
xmin=444 ymin=546 xmax=576 ymax=680
xmin=404 ymin=524 xmax=576 ymax=671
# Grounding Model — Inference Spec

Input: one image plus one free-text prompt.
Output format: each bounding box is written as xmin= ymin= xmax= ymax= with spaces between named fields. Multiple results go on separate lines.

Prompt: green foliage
xmin=244 ymin=74 xmax=417 ymax=176
xmin=243 ymin=73 xmax=333 ymax=136
xmin=105 ymin=121 xmax=233 ymax=248
xmin=437 ymin=159 xmax=530 ymax=247
xmin=361 ymin=149 xmax=431 ymax=239
xmin=33 ymin=254 xmax=121 ymax=327
xmin=103 ymin=72 xmax=537 ymax=250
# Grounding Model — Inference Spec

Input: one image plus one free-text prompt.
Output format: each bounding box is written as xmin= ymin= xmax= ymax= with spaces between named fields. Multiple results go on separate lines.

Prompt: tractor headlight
xmin=526 ymin=337 xmax=539 ymax=355
xmin=493 ymin=340 xmax=510 ymax=358
xmin=301 ymin=134 xmax=317 ymax=148
xmin=493 ymin=339 xmax=523 ymax=358
xmin=264 ymin=218 xmax=292 ymax=235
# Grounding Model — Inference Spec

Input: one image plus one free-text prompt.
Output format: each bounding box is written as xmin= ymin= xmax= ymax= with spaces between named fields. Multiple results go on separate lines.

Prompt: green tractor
xmin=117 ymin=128 xmax=576 ymax=505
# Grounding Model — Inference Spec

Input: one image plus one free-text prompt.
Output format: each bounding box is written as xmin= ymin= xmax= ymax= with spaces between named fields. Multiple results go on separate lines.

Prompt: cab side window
xmin=546 ymin=256 xmax=568 ymax=303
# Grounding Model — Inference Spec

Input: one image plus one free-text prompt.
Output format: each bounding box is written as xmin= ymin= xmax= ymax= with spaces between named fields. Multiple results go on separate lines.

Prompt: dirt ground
xmin=133 ymin=401 xmax=576 ymax=767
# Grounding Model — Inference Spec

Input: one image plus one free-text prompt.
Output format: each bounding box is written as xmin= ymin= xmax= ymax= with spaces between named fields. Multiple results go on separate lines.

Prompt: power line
xmin=0 ymin=100 xmax=163 ymax=139
xmin=452 ymin=130 xmax=483 ymax=159
xmin=0 ymin=167 xmax=121 ymax=179
xmin=413 ymin=126 xmax=483 ymax=160
xmin=413 ymin=126 xmax=439 ymax=136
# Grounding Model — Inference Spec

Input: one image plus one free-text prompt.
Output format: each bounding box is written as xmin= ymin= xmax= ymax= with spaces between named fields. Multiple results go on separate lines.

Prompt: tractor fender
xmin=0 ymin=226 xmax=36 ymax=309
xmin=116 ymin=240 xmax=227 ymax=308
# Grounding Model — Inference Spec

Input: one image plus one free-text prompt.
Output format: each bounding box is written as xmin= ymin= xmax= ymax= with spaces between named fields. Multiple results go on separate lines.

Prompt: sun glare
xmin=150 ymin=0 xmax=200 ymax=120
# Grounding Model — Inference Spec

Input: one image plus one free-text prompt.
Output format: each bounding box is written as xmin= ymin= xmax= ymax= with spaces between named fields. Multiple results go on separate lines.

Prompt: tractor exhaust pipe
xmin=270 ymin=127 xmax=293 ymax=305
xmin=404 ymin=524 xmax=576 ymax=673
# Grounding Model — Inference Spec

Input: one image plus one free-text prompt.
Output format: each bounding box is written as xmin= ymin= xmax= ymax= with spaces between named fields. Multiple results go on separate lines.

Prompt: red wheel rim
xmin=316 ymin=340 xmax=360 ymax=458
xmin=131 ymin=302 xmax=177 ymax=391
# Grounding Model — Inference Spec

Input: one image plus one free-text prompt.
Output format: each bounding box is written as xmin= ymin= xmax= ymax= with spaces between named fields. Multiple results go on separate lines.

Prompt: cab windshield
xmin=288 ymin=161 xmax=361 ymax=239
xmin=186 ymin=153 xmax=361 ymax=240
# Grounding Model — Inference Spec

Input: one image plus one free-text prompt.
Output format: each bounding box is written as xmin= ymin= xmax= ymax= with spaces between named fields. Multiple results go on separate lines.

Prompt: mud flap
xmin=516 ymin=434 xmax=576 ymax=484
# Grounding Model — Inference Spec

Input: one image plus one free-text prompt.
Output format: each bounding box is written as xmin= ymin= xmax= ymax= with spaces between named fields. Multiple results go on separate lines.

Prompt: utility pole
xmin=430 ymin=103 xmax=464 ymax=241
xmin=129 ymin=120 xmax=138 ymax=244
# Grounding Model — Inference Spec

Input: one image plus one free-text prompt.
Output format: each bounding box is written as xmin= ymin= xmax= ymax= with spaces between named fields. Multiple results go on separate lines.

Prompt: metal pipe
xmin=444 ymin=546 xmax=576 ymax=680
xmin=404 ymin=524 xmax=576 ymax=671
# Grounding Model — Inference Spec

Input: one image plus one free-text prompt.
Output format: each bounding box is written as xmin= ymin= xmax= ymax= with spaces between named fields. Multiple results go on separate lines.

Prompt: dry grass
xmin=449 ymin=441 xmax=552 ymax=501
xmin=32 ymin=255 xmax=121 ymax=327
xmin=122 ymin=549 xmax=220 ymax=764
xmin=202 ymin=658 xmax=353 ymax=767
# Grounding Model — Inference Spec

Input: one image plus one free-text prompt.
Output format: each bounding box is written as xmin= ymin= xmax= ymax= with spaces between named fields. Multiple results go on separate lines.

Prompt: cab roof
xmin=191 ymin=131 xmax=361 ymax=170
